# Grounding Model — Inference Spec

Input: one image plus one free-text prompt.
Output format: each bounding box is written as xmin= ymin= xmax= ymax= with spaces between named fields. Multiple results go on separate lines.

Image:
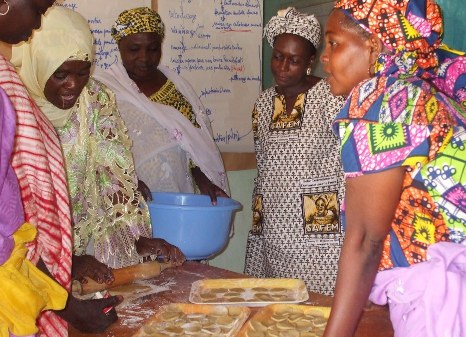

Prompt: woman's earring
xmin=368 ymin=63 xmax=375 ymax=77
xmin=368 ymin=47 xmax=382 ymax=77
xmin=306 ymin=67 xmax=312 ymax=76
xmin=368 ymin=52 xmax=383 ymax=77
xmin=0 ymin=0 xmax=10 ymax=15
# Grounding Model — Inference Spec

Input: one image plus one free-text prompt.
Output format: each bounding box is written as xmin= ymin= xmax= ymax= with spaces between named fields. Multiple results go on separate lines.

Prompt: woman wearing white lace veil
xmin=94 ymin=7 xmax=229 ymax=204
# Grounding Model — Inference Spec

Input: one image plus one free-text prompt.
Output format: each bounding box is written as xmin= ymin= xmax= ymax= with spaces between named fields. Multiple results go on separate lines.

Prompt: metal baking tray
xmin=132 ymin=303 xmax=250 ymax=337
xmin=189 ymin=278 xmax=309 ymax=307
xmin=237 ymin=303 xmax=330 ymax=337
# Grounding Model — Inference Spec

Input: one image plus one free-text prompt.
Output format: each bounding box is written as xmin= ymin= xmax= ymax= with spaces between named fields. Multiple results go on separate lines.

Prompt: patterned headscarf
xmin=335 ymin=0 xmax=466 ymax=107
xmin=12 ymin=6 xmax=93 ymax=127
xmin=335 ymin=0 xmax=443 ymax=70
xmin=111 ymin=7 xmax=165 ymax=43
xmin=264 ymin=7 xmax=321 ymax=49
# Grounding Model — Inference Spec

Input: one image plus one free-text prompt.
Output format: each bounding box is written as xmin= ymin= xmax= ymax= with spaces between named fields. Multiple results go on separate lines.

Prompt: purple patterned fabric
xmin=369 ymin=242 xmax=466 ymax=337
xmin=0 ymin=87 xmax=24 ymax=265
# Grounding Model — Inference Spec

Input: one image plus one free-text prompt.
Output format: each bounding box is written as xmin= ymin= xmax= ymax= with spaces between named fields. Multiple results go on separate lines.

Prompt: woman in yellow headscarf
xmin=94 ymin=7 xmax=229 ymax=203
xmin=12 ymin=6 xmax=184 ymax=284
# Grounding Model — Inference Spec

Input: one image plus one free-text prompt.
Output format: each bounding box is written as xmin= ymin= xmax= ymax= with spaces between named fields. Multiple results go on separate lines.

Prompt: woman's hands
xmin=191 ymin=166 xmax=228 ymax=205
xmin=137 ymin=179 xmax=153 ymax=201
xmin=72 ymin=254 xmax=115 ymax=285
xmin=37 ymin=257 xmax=121 ymax=333
xmin=135 ymin=236 xmax=186 ymax=266
xmin=58 ymin=294 xmax=123 ymax=333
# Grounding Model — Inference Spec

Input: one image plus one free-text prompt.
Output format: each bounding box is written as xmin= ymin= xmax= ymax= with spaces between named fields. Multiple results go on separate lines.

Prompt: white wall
xmin=294 ymin=1 xmax=335 ymax=78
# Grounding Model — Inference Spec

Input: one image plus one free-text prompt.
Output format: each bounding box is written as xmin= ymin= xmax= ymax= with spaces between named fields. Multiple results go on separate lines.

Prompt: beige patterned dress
xmin=244 ymin=79 xmax=345 ymax=295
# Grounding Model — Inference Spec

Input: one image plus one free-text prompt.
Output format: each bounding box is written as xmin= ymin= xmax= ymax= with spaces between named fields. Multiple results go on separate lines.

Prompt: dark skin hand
xmin=135 ymin=236 xmax=186 ymax=266
xmin=118 ymin=32 xmax=227 ymax=206
xmin=73 ymin=240 xmax=185 ymax=284
xmin=72 ymin=254 xmax=114 ymax=285
xmin=138 ymin=179 xmax=153 ymax=201
xmin=59 ymin=293 xmax=123 ymax=333
xmin=191 ymin=166 xmax=228 ymax=205
xmin=36 ymin=259 xmax=123 ymax=333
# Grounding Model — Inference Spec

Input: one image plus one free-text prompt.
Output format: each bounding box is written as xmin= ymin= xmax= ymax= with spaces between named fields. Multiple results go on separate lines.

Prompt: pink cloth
xmin=369 ymin=242 xmax=466 ymax=337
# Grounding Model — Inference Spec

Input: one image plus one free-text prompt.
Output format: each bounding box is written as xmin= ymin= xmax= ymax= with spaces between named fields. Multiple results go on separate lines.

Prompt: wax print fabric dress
xmin=245 ymin=79 xmax=345 ymax=296
xmin=333 ymin=1 xmax=466 ymax=335
xmin=56 ymin=78 xmax=152 ymax=269
xmin=150 ymin=80 xmax=200 ymax=129
xmin=334 ymin=53 xmax=466 ymax=270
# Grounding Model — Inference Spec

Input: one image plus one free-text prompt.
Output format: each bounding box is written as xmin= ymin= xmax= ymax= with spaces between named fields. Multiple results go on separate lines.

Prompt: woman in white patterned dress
xmin=244 ymin=8 xmax=345 ymax=296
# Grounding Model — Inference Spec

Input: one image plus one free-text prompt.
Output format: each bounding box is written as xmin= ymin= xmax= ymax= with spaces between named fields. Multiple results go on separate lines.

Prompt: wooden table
xmin=69 ymin=261 xmax=393 ymax=337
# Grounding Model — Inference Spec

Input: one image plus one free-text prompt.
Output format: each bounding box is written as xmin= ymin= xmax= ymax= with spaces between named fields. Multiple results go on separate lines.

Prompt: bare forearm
xmin=191 ymin=166 xmax=228 ymax=203
xmin=324 ymin=169 xmax=404 ymax=337
xmin=191 ymin=166 xmax=208 ymax=187
xmin=35 ymin=258 xmax=73 ymax=317
xmin=324 ymin=234 xmax=383 ymax=337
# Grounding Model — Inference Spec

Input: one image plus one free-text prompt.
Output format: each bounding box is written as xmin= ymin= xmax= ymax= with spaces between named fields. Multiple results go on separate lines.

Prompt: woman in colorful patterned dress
xmin=13 ymin=6 xmax=184 ymax=278
xmin=320 ymin=0 xmax=466 ymax=336
xmin=94 ymin=7 xmax=228 ymax=204
xmin=244 ymin=7 xmax=346 ymax=296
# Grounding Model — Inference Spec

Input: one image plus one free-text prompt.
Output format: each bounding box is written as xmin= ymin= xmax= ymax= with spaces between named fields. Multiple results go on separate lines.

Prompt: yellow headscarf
xmin=12 ymin=6 xmax=93 ymax=128
xmin=111 ymin=7 xmax=165 ymax=43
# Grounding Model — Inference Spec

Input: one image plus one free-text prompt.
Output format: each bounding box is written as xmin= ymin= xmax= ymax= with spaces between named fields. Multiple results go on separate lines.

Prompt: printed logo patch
xmin=303 ymin=191 xmax=340 ymax=234
xmin=252 ymin=194 xmax=264 ymax=234
xmin=269 ymin=94 xmax=304 ymax=131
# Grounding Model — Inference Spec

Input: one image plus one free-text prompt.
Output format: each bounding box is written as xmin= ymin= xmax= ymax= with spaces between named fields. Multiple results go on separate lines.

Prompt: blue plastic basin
xmin=147 ymin=192 xmax=241 ymax=260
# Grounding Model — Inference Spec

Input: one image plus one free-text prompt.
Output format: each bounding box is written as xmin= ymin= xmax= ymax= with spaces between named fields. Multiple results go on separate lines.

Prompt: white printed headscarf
xmin=264 ymin=7 xmax=321 ymax=49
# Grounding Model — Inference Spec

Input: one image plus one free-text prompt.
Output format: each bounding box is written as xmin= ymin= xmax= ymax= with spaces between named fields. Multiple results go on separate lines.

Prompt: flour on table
xmin=115 ymin=278 xmax=177 ymax=328
xmin=114 ymin=278 xmax=177 ymax=308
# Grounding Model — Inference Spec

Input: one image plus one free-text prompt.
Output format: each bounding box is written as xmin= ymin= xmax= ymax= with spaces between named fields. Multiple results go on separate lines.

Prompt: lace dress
xmin=57 ymin=77 xmax=151 ymax=268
